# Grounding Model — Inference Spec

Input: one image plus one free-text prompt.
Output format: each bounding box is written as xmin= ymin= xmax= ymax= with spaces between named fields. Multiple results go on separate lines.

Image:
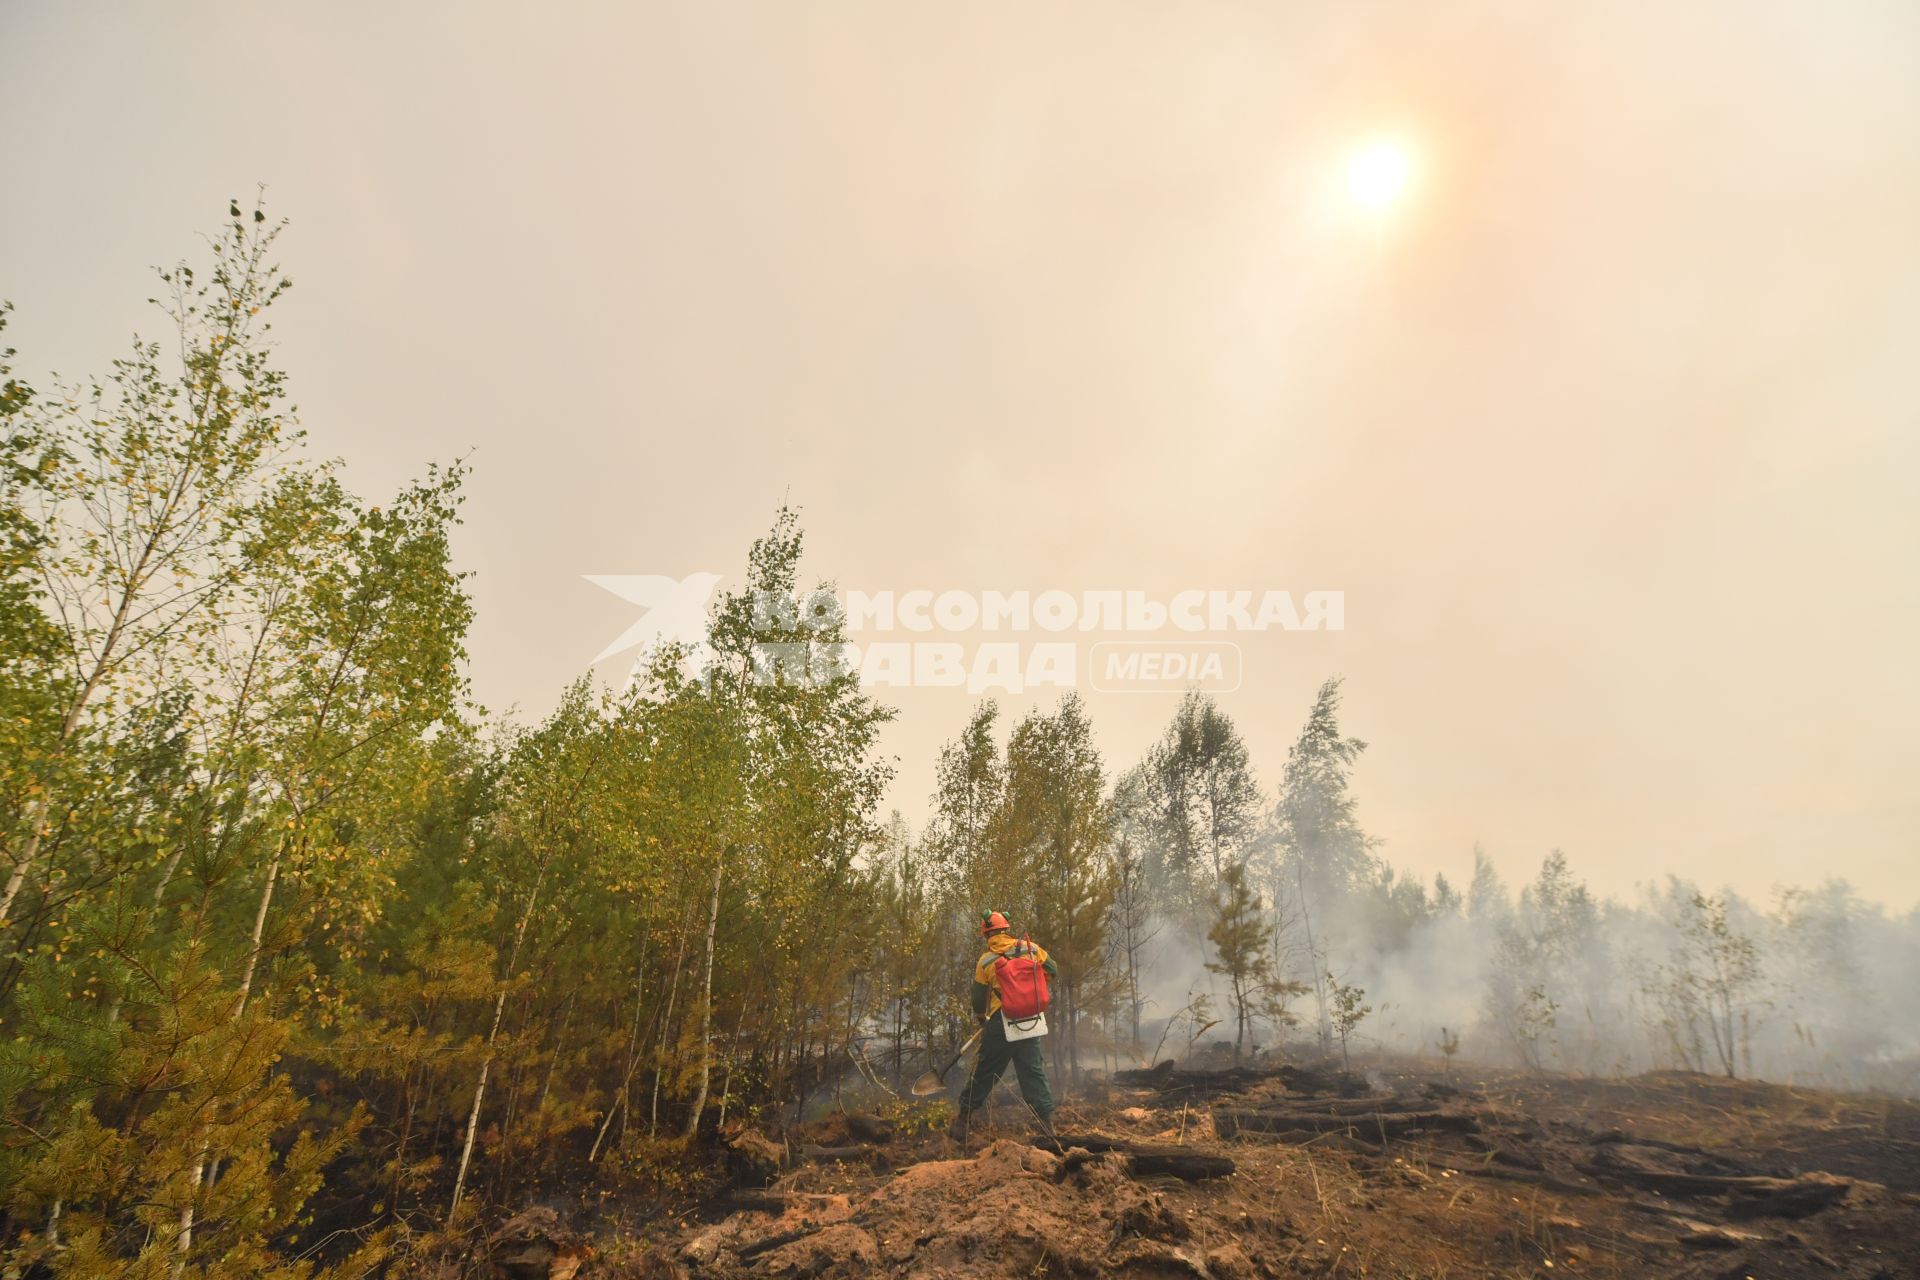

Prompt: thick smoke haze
xmin=1112 ymin=853 xmax=1920 ymax=1095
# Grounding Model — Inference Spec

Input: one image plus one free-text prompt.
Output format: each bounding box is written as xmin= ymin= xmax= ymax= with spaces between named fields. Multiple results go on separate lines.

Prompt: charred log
xmin=1112 ymin=1060 xmax=1282 ymax=1096
xmin=842 ymin=1110 xmax=895 ymax=1143
xmin=797 ymin=1142 xmax=882 ymax=1164
xmin=1214 ymin=1107 xmax=1482 ymax=1140
xmin=1040 ymin=1133 xmax=1237 ymax=1181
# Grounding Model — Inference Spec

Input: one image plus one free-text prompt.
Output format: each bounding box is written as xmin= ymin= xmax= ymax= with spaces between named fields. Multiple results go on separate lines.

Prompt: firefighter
xmin=951 ymin=910 xmax=1059 ymax=1144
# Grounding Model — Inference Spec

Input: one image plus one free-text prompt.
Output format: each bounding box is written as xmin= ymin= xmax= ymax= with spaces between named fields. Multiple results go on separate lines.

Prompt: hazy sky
xmin=4 ymin=2 xmax=1917 ymax=908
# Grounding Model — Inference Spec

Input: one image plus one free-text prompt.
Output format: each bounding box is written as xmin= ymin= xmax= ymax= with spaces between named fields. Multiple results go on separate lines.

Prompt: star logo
xmin=585 ymin=573 xmax=725 ymax=680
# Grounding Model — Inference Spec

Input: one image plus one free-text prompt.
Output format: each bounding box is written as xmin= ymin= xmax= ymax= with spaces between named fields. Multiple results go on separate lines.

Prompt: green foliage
xmin=1326 ymin=973 xmax=1371 ymax=1069
xmin=878 ymin=1096 xmax=952 ymax=1138
xmin=996 ymin=694 xmax=1115 ymax=1084
xmin=1642 ymin=884 xmax=1762 ymax=1078
xmin=0 ymin=206 xmax=900 ymax=1273
xmin=1486 ymin=852 xmax=1599 ymax=1071
xmin=1204 ymin=861 xmax=1304 ymax=1063
xmin=1140 ymin=692 xmax=1262 ymax=917
xmin=1273 ymin=678 xmax=1378 ymax=910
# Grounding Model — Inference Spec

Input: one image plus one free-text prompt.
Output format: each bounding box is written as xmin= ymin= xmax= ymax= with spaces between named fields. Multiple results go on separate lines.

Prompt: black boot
xmin=949 ymin=1108 xmax=972 ymax=1144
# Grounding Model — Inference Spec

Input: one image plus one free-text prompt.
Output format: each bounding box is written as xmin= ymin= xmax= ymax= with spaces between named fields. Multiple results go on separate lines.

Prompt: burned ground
xmin=479 ymin=1064 xmax=1920 ymax=1280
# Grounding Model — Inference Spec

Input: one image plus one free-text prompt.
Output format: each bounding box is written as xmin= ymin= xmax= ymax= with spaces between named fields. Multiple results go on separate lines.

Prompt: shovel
xmin=911 ymin=1024 xmax=984 ymax=1097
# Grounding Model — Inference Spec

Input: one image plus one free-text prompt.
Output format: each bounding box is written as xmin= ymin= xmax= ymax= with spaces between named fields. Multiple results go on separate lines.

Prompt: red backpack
xmin=993 ymin=937 xmax=1051 ymax=1021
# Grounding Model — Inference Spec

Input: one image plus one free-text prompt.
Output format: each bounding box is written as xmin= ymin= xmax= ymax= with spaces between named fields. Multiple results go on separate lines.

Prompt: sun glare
xmin=1347 ymin=138 xmax=1415 ymax=212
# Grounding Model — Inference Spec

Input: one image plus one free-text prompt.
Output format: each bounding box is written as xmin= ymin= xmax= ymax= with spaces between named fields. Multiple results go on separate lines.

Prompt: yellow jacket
xmin=972 ymin=932 xmax=1056 ymax=1020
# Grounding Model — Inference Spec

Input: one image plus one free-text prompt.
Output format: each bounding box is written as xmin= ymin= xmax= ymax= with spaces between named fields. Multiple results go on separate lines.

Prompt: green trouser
xmin=958 ymin=1013 xmax=1053 ymax=1117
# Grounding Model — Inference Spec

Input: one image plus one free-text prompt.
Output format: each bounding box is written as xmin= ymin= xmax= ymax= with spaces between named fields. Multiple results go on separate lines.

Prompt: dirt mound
xmin=675 ymin=1139 xmax=1216 ymax=1279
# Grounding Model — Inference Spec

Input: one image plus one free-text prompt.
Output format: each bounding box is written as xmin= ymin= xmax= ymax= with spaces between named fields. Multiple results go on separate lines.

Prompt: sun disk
xmin=1347 ymin=139 xmax=1415 ymax=211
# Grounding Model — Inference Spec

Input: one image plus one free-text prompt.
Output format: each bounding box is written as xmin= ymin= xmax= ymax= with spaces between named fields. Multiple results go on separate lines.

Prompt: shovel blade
xmin=910 ymin=1070 xmax=944 ymax=1097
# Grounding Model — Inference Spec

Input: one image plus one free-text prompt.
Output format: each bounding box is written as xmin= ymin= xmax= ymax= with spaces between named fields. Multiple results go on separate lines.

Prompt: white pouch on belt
xmin=1002 ymin=1010 xmax=1048 ymax=1042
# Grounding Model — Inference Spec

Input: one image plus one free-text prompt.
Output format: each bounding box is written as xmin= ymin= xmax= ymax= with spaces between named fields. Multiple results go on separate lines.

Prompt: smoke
xmin=1113 ymin=860 xmax=1920 ymax=1097
xmin=1338 ymin=909 xmax=1490 ymax=1061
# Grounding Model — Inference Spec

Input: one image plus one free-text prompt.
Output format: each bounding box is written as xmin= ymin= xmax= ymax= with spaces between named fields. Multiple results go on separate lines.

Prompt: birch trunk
xmin=174 ymin=836 xmax=287 ymax=1274
xmin=589 ymin=967 xmax=648 ymax=1164
xmin=1295 ymin=861 xmax=1332 ymax=1052
xmin=448 ymin=989 xmax=507 ymax=1216
xmin=650 ymin=911 xmax=692 ymax=1136
xmin=449 ymin=855 xmax=552 ymax=1219
xmin=681 ymin=846 xmax=726 ymax=1142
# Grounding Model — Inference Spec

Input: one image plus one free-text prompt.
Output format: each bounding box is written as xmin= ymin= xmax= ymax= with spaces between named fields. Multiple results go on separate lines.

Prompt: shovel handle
xmin=939 ymin=1023 xmax=985 ymax=1080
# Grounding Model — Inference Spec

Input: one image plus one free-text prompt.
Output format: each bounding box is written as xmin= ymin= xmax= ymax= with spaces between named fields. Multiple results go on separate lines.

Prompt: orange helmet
xmin=979 ymin=910 xmax=1011 ymax=937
